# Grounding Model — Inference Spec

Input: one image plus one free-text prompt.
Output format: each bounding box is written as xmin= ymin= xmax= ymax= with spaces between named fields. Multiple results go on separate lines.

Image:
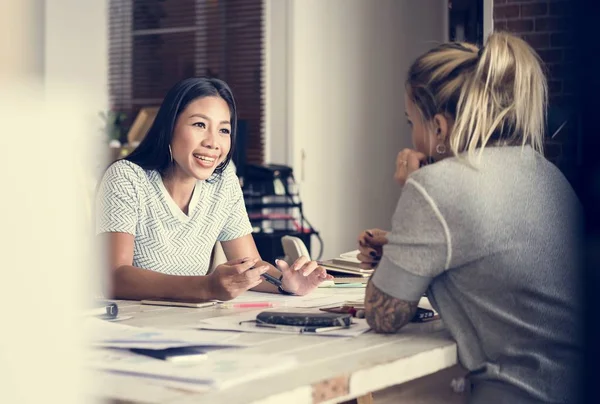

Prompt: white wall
xmin=45 ymin=0 xmax=108 ymax=106
xmin=483 ymin=0 xmax=494 ymax=41
xmin=264 ymin=0 xmax=292 ymax=165
xmin=45 ymin=0 xmax=108 ymax=107
xmin=268 ymin=0 xmax=447 ymax=259
xmin=45 ymin=0 xmax=109 ymax=179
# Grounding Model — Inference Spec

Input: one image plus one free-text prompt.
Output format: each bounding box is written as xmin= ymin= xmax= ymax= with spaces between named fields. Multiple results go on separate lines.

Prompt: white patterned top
xmin=95 ymin=160 xmax=253 ymax=275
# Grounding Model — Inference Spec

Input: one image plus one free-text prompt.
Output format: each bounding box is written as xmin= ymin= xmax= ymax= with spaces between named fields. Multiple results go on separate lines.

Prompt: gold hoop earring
xmin=436 ymin=144 xmax=447 ymax=154
xmin=168 ymin=145 xmax=174 ymax=163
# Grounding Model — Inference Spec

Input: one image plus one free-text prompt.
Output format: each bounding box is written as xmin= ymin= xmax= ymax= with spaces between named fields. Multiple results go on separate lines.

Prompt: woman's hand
xmin=277 ymin=256 xmax=333 ymax=296
xmin=357 ymin=229 xmax=389 ymax=269
xmin=395 ymin=148 xmax=427 ymax=186
xmin=207 ymin=257 xmax=269 ymax=301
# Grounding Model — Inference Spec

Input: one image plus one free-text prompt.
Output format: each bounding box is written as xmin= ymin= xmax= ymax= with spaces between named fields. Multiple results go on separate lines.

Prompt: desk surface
xmin=95 ymin=289 xmax=457 ymax=404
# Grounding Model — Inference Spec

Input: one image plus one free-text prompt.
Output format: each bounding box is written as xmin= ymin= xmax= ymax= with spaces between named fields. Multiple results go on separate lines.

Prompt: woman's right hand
xmin=357 ymin=229 xmax=389 ymax=269
xmin=207 ymin=257 xmax=269 ymax=301
xmin=395 ymin=148 xmax=427 ymax=186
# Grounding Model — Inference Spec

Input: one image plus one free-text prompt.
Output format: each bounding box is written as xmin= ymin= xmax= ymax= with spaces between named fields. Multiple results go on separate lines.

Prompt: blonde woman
xmin=359 ymin=33 xmax=581 ymax=403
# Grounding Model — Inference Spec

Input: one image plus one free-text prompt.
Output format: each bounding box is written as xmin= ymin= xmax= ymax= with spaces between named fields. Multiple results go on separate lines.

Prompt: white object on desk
xmin=281 ymin=235 xmax=311 ymax=265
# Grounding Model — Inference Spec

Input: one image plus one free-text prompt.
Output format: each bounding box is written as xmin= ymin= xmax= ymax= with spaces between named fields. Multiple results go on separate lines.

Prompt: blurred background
xmin=57 ymin=0 xmax=580 ymax=262
xmin=1 ymin=0 xmax=596 ymax=402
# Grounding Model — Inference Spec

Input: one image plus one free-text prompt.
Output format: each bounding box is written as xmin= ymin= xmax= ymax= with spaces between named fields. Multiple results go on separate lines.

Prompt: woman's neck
xmin=161 ymin=166 xmax=198 ymax=213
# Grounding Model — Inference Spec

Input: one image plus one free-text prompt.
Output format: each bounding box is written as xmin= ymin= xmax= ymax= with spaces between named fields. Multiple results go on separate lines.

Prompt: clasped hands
xmin=356 ymin=228 xmax=389 ymax=269
xmin=208 ymin=256 xmax=332 ymax=301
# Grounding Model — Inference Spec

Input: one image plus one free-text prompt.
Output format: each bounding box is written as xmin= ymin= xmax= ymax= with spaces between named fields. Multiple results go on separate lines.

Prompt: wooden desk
xmin=95 ymin=289 xmax=457 ymax=404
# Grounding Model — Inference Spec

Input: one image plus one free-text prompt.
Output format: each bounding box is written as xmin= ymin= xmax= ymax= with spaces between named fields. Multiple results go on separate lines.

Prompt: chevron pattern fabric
xmin=96 ymin=160 xmax=253 ymax=275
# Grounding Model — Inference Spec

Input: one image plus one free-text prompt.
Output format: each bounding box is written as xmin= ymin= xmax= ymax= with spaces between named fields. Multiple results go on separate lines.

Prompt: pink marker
xmin=218 ymin=302 xmax=276 ymax=309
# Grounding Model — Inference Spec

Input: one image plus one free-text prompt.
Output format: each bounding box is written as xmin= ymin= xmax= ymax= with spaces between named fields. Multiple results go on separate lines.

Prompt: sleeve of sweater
xmin=371 ymin=178 xmax=451 ymax=301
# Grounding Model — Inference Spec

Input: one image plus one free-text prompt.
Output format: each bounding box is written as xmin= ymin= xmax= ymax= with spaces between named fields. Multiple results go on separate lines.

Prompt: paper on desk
xmin=85 ymin=318 xmax=248 ymax=350
xmin=88 ymin=347 xmax=297 ymax=390
xmin=194 ymin=310 xmax=371 ymax=337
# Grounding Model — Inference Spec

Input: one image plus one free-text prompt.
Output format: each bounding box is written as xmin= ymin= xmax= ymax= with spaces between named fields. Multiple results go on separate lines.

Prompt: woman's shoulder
xmin=406 ymin=146 xmax=556 ymax=200
xmin=101 ymin=159 xmax=155 ymax=190
xmin=410 ymin=147 xmax=528 ymax=181
xmin=104 ymin=159 xmax=147 ymax=179
xmin=205 ymin=163 xmax=240 ymax=192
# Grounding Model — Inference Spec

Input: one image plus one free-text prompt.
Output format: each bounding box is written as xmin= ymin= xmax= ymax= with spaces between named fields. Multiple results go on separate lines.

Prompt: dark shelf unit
xmin=243 ymin=191 xmax=317 ymax=264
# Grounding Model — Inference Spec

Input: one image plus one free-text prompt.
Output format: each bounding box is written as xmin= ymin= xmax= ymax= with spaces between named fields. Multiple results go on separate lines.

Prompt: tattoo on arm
xmin=364 ymin=279 xmax=418 ymax=333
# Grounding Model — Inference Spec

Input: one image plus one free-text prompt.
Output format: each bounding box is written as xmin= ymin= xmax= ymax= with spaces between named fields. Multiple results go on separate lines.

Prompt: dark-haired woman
xmin=96 ymin=77 xmax=332 ymax=302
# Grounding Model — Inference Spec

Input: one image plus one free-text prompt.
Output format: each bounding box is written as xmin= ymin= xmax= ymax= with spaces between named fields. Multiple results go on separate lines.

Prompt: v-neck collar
xmin=156 ymin=173 xmax=202 ymax=222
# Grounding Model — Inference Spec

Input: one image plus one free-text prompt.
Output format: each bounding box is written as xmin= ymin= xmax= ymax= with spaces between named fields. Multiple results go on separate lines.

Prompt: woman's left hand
xmin=277 ymin=256 xmax=333 ymax=296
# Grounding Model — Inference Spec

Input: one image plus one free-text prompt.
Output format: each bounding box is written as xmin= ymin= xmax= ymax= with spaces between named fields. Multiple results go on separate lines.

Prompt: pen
xmin=313 ymin=325 xmax=347 ymax=333
xmin=260 ymin=272 xmax=283 ymax=287
xmin=218 ymin=302 xmax=276 ymax=309
xmin=253 ymin=322 xmax=347 ymax=333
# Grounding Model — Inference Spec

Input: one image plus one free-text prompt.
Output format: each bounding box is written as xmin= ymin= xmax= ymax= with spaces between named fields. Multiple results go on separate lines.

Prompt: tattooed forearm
xmin=364 ymin=280 xmax=419 ymax=333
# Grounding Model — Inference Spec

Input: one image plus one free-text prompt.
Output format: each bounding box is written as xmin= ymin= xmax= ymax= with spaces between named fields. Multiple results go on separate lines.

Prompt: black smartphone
xmin=256 ymin=311 xmax=352 ymax=327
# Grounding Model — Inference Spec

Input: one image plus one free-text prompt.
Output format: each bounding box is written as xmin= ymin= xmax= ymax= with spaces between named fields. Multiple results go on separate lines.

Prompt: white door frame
xmin=263 ymin=0 xmax=292 ymax=166
xmin=483 ymin=0 xmax=494 ymax=41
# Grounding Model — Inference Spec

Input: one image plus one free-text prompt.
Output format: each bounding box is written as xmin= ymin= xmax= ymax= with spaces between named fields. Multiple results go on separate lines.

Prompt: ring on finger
xmin=398 ymin=160 xmax=408 ymax=166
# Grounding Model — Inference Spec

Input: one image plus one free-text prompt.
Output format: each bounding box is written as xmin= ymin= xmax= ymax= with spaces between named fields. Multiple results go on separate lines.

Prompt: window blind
xmin=108 ymin=0 xmax=265 ymax=164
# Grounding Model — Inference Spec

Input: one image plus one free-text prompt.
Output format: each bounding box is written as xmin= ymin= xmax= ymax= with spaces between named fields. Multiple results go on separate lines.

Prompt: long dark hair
xmin=125 ymin=77 xmax=238 ymax=177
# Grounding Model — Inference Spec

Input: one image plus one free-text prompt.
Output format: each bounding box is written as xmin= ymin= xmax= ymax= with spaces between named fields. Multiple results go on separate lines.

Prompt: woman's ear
xmin=433 ymin=113 xmax=450 ymax=142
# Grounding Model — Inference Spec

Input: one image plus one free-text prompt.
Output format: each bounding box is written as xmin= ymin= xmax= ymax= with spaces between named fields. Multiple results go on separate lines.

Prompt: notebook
xmin=321 ymin=263 xmax=373 ymax=277
xmin=331 ymin=253 xmax=362 ymax=268
xmin=321 ymin=249 xmax=375 ymax=275
xmin=130 ymin=347 xmax=208 ymax=363
xmin=333 ymin=276 xmax=369 ymax=284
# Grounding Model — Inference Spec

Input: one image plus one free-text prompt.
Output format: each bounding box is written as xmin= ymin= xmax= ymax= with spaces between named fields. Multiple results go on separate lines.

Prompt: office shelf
xmin=243 ymin=184 xmax=315 ymax=262
xmin=245 ymin=202 xmax=302 ymax=210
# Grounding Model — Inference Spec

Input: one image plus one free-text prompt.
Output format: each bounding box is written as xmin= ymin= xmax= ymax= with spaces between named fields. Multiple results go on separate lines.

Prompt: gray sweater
xmin=371 ymin=146 xmax=582 ymax=403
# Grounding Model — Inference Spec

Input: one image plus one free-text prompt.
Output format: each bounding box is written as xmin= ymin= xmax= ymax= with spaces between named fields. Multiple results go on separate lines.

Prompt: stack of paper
xmin=85 ymin=318 xmax=298 ymax=390
xmin=321 ymin=250 xmax=374 ymax=277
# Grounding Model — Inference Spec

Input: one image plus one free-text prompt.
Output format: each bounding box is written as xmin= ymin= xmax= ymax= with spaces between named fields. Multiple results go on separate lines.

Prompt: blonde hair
xmin=406 ymin=32 xmax=547 ymax=160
